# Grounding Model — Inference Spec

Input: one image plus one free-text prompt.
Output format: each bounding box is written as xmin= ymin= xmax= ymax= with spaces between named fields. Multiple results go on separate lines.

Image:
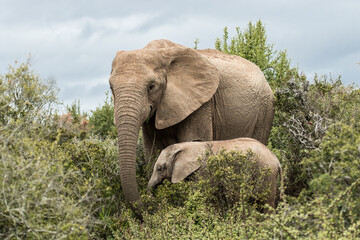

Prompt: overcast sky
xmin=1 ymin=0 xmax=359 ymax=111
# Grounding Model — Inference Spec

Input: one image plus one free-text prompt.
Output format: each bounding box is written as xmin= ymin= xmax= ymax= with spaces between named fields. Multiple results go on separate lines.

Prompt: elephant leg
xmin=142 ymin=101 xmax=213 ymax=162
xmin=266 ymin=183 xmax=276 ymax=208
xmin=262 ymin=175 xmax=277 ymax=214
xmin=252 ymin=96 xmax=274 ymax=145
xmin=142 ymin=117 xmax=177 ymax=163
xmin=176 ymin=101 xmax=213 ymax=142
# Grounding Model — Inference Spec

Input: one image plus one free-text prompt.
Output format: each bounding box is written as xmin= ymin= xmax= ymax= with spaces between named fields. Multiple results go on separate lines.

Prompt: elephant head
xmin=147 ymin=142 xmax=204 ymax=190
xmin=109 ymin=40 xmax=220 ymax=204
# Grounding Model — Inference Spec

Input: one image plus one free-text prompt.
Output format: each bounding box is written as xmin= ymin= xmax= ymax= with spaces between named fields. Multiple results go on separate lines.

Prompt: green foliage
xmin=264 ymin=123 xmax=360 ymax=239
xmin=0 ymin=135 xmax=89 ymax=239
xmin=208 ymin=20 xmax=360 ymax=239
xmin=0 ymin=61 xmax=124 ymax=239
xmin=61 ymin=138 xmax=123 ymax=208
xmin=0 ymin=60 xmax=58 ymax=125
xmin=309 ymin=75 xmax=360 ymax=124
xmin=270 ymin=74 xmax=360 ymax=196
xmin=0 ymin=78 xmax=8 ymax=124
xmin=60 ymin=137 xmax=128 ymax=239
xmin=216 ymin=23 xmax=272 ymax=70
xmin=89 ymin=91 xmax=117 ymax=139
xmin=215 ymin=20 xmax=292 ymax=88
xmin=303 ymin=123 xmax=360 ymax=201
xmin=0 ymin=126 xmax=126 ymax=239
xmin=195 ymin=150 xmax=272 ymax=214
xmin=0 ymin=61 xmax=89 ymax=238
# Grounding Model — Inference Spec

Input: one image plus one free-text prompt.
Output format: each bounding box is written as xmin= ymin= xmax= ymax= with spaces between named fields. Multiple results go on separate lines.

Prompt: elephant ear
xmin=155 ymin=47 xmax=220 ymax=129
xmin=171 ymin=150 xmax=201 ymax=184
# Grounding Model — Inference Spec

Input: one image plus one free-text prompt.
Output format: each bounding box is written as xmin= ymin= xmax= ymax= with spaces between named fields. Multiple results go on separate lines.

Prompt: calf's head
xmin=147 ymin=143 xmax=204 ymax=190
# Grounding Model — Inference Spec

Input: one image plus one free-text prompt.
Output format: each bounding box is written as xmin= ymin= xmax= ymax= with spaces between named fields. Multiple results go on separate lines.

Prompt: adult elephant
xmin=109 ymin=39 xmax=274 ymax=205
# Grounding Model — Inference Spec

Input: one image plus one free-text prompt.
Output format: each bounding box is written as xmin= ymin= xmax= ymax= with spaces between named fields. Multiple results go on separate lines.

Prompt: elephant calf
xmin=148 ymin=138 xmax=282 ymax=209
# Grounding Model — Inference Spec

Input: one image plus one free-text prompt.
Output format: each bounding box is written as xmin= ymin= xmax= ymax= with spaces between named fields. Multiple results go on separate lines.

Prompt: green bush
xmin=195 ymin=150 xmax=272 ymax=214
xmin=215 ymin=20 xmax=293 ymax=89
xmin=60 ymin=137 xmax=124 ymax=211
xmin=0 ymin=61 xmax=125 ymax=239
xmin=0 ymin=60 xmax=58 ymax=125
xmin=270 ymin=74 xmax=360 ymax=196
xmin=89 ymin=92 xmax=117 ymax=139
xmin=0 ymin=124 xmax=129 ymax=239
xmin=301 ymin=123 xmax=360 ymax=227
xmin=304 ymin=123 xmax=360 ymax=190
xmin=0 ymin=134 xmax=89 ymax=239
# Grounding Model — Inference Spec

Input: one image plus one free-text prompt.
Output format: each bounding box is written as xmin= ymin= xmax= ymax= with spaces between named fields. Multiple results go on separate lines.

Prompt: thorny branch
xmin=283 ymin=111 xmax=331 ymax=150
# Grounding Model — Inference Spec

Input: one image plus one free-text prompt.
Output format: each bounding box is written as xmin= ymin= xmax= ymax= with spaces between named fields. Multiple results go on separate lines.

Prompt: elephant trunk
xmin=147 ymin=175 xmax=159 ymax=191
xmin=114 ymin=87 xmax=147 ymax=204
xmin=117 ymin=121 xmax=140 ymax=202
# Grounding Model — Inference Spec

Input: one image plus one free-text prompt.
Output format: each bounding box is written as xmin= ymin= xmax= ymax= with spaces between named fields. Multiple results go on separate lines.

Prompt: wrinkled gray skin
xmin=109 ymin=39 xmax=274 ymax=208
xmin=148 ymin=138 xmax=282 ymax=208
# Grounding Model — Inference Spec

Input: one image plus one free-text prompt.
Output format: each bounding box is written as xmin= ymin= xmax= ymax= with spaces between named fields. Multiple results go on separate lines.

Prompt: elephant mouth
xmin=147 ymin=178 xmax=165 ymax=193
xmin=148 ymin=171 xmax=199 ymax=193
xmin=147 ymin=105 xmax=156 ymax=119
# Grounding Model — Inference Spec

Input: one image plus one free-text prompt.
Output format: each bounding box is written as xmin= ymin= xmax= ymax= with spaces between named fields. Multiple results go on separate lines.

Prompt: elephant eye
xmin=156 ymin=166 xmax=162 ymax=171
xmin=148 ymin=82 xmax=156 ymax=92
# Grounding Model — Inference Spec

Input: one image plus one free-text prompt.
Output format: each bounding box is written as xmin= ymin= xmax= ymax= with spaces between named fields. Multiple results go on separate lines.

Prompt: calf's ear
xmin=171 ymin=152 xmax=201 ymax=183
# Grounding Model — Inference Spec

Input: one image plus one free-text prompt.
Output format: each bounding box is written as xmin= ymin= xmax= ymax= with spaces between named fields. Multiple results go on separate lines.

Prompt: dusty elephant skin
xmin=148 ymin=138 xmax=282 ymax=209
xmin=109 ymin=39 xmax=274 ymax=208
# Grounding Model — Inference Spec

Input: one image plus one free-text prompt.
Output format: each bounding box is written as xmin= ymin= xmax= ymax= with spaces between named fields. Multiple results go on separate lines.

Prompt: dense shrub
xmin=215 ymin=20 xmax=292 ymax=89
xmin=0 ymin=60 xmax=58 ymax=125
xmin=0 ymin=61 xmax=89 ymax=238
xmin=0 ymin=125 xmax=129 ymax=239
xmin=195 ymin=150 xmax=273 ymax=214
xmin=0 ymin=133 xmax=89 ymax=239
xmin=0 ymin=61 xmax=125 ymax=239
xmin=302 ymin=122 xmax=360 ymax=219
xmin=89 ymin=92 xmax=117 ymax=139
xmin=60 ymin=137 xmax=129 ymax=239
xmin=270 ymin=74 xmax=360 ymax=196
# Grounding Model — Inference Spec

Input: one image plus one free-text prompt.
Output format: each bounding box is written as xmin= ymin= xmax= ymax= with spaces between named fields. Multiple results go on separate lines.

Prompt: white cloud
xmin=1 ymin=0 xmax=359 ymax=112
